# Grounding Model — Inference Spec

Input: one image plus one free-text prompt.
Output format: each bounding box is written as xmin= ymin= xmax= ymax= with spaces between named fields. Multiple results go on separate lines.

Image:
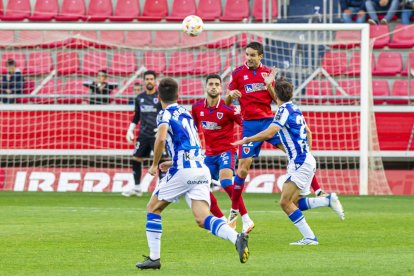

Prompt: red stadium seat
xmin=110 ymin=0 xmax=140 ymax=21
xmin=34 ymin=79 xmax=59 ymax=104
xmin=402 ymin=52 xmax=414 ymax=77
xmin=321 ymin=52 xmax=347 ymax=76
xmin=304 ymin=80 xmax=332 ymax=104
xmin=57 ymin=52 xmax=80 ymax=75
xmin=372 ymin=52 xmax=402 ymax=76
xmin=0 ymin=1 xmax=3 ymax=18
xmin=389 ymin=80 xmax=414 ymax=105
xmin=125 ymin=31 xmax=152 ymax=47
xmin=332 ymin=31 xmax=361 ymax=49
xmin=1 ymin=52 xmax=26 ymax=74
xmin=388 ymin=24 xmax=414 ymax=49
xmin=0 ymin=31 xmax=15 ymax=45
xmin=252 ymin=0 xmax=278 ymax=22
xmin=224 ymin=50 xmax=244 ymax=69
xmin=165 ymin=52 xmax=194 ymax=75
xmin=111 ymin=80 xmax=142 ymax=104
xmin=26 ymin=52 xmax=53 ymax=75
xmin=206 ymin=32 xmax=237 ymax=48
xmin=166 ymin=0 xmax=196 ymax=21
xmin=87 ymin=0 xmax=113 ymax=21
xmin=372 ymin=80 xmax=390 ymax=105
xmin=335 ymin=79 xmax=360 ymax=104
xmin=80 ymin=52 xmax=108 ymax=75
xmin=100 ymin=31 xmax=125 ymax=46
xmin=2 ymin=0 xmax=31 ymax=21
xmin=345 ymin=52 xmax=375 ymax=77
xmin=239 ymin=33 xmax=264 ymax=48
xmin=181 ymin=31 xmax=207 ymax=47
xmin=108 ymin=52 xmax=137 ymax=75
xmin=178 ymin=78 xmax=204 ymax=104
xmin=138 ymin=0 xmax=168 ymax=21
xmin=41 ymin=30 xmax=72 ymax=48
xmin=57 ymin=79 xmax=91 ymax=104
xmin=29 ymin=0 xmax=58 ymax=21
xmin=144 ymin=52 xmax=166 ymax=73
xmin=193 ymin=52 xmax=222 ymax=75
xmin=18 ymin=79 xmax=35 ymax=103
xmin=153 ymin=31 xmax=180 ymax=47
xmin=66 ymin=31 xmax=98 ymax=49
xmin=16 ymin=31 xmax=44 ymax=47
xmin=56 ymin=0 xmax=86 ymax=21
xmin=196 ymin=0 xmax=221 ymax=21
xmin=370 ymin=25 xmax=390 ymax=49
xmin=220 ymin=0 xmax=250 ymax=21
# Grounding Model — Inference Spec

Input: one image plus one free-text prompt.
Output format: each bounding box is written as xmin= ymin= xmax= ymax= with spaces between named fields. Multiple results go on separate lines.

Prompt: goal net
xmin=0 ymin=23 xmax=391 ymax=195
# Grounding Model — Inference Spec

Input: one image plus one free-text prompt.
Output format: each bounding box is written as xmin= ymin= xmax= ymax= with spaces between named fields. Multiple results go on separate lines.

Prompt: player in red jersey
xmin=225 ymin=42 xmax=325 ymax=225
xmin=192 ymin=74 xmax=255 ymax=233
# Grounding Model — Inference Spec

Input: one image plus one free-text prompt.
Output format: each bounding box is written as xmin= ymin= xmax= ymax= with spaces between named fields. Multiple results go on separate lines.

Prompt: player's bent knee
xmin=279 ymin=197 xmax=291 ymax=209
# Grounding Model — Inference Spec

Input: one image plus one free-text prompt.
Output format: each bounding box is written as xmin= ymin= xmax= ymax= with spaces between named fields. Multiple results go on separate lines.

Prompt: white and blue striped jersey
xmin=157 ymin=103 xmax=204 ymax=176
xmin=272 ymin=101 xmax=310 ymax=165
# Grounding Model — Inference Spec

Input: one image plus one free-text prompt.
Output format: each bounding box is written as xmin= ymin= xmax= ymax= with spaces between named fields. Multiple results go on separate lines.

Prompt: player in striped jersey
xmin=233 ymin=79 xmax=344 ymax=245
xmin=136 ymin=78 xmax=249 ymax=270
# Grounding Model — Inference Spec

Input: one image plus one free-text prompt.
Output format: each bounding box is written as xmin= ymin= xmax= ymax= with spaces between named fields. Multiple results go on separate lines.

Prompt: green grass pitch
xmin=1 ymin=192 xmax=413 ymax=275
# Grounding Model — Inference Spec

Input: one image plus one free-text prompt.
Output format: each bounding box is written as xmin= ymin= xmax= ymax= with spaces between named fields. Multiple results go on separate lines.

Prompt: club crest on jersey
xmin=153 ymin=98 xmax=159 ymax=104
xmin=243 ymin=75 xmax=249 ymax=80
xmin=261 ymin=72 xmax=269 ymax=78
xmin=200 ymin=111 xmax=204 ymax=116
xmin=243 ymin=147 xmax=250 ymax=154
xmin=217 ymin=112 xmax=223 ymax=119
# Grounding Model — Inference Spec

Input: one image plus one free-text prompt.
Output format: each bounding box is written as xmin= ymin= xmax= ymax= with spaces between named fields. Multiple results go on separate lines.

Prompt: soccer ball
xmin=182 ymin=15 xmax=204 ymax=37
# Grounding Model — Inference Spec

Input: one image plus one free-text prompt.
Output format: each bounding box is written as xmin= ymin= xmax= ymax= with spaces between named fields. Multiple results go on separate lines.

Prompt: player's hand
xmin=264 ymin=67 xmax=278 ymax=87
xmin=126 ymin=130 xmax=135 ymax=144
xmin=234 ymin=106 xmax=241 ymax=115
xmin=148 ymin=165 xmax=158 ymax=176
xmin=228 ymin=89 xmax=242 ymax=100
xmin=231 ymin=137 xmax=248 ymax=146
xmin=159 ymin=161 xmax=172 ymax=172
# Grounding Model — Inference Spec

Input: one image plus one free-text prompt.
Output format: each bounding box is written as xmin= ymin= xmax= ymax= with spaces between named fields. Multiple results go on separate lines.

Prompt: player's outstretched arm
xmin=225 ymin=89 xmax=242 ymax=105
xmin=306 ymin=125 xmax=313 ymax=151
xmin=264 ymin=67 xmax=278 ymax=103
xmin=149 ymin=123 xmax=168 ymax=176
xmin=232 ymin=124 xmax=280 ymax=145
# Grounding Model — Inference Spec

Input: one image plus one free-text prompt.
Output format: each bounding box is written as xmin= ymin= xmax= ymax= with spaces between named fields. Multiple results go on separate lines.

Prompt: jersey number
xmin=295 ymin=115 xmax=308 ymax=152
xmin=182 ymin=118 xmax=200 ymax=147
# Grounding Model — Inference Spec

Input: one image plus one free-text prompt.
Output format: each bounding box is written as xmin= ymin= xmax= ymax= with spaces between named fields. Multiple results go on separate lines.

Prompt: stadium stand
xmin=2 ymin=0 xmax=31 ymax=21
xmin=220 ymin=0 xmax=250 ymax=21
xmin=29 ymin=0 xmax=59 ymax=21
xmin=164 ymin=52 xmax=194 ymax=75
xmin=137 ymin=0 xmax=169 ymax=21
xmin=26 ymin=52 xmax=53 ymax=75
xmin=125 ymin=31 xmax=152 ymax=47
xmin=370 ymin=25 xmax=390 ymax=49
xmin=388 ymin=24 xmax=414 ymax=48
xmin=321 ymin=51 xmax=348 ymax=76
xmin=372 ymin=52 xmax=403 ymax=76
xmin=110 ymin=0 xmax=141 ymax=21
xmin=55 ymin=0 xmax=87 ymax=21
xmin=87 ymin=0 xmax=113 ymax=21
xmin=305 ymin=79 xmax=333 ymax=104
xmin=252 ymin=0 xmax=278 ymax=22
xmin=372 ymin=80 xmax=390 ymax=105
xmin=56 ymin=52 xmax=80 ymax=75
xmin=144 ymin=51 xmax=166 ymax=73
xmin=1 ymin=52 xmax=26 ymax=74
xmin=153 ymin=31 xmax=181 ymax=47
xmin=166 ymin=0 xmax=197 ymax=21
xmin=108 ymin=52 xmax=138 ymax=75
xmin=193 ymin=52 xmax=222 ymax=75
xmin=196 ymin=0 xmax=222 ymax=21
xmin=80 ymin=51 xmax=108 ymax=75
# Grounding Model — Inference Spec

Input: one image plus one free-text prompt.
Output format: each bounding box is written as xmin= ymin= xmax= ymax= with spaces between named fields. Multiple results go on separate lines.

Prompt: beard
xmin=146 ymin=84 xmax=154 ymax=91
xmin=207 ymin=92 xmax=219 ymax=98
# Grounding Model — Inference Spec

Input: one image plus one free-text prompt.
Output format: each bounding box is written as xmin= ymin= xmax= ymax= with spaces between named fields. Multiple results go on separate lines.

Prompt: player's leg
xmin=204 ymin=155 xmax=225 ymax=219
xmin=230 ymin=157 xmax=253 ymax=218
xmin=136 ymin=194 xmax=170 ymax=270
xmin=209 ymin=192 xmax=225 ymax=219
xmin=280 ymin=181 xmax=318 ymax=245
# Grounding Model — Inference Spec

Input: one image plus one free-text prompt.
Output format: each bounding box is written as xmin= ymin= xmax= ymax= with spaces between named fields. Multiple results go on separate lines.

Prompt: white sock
xmin=294 ymin=217 xmax=315 ymax=239
xmin=308 ymin=197 xmax=329 ymax=209
xmin=241 ymin=213 xmax=251 ymax=223
xmin=206 ymin=216 xmax=238 ymax=244
xmin=134 ymin=184 xmax=141 ymax=190
xmin=216 ymin=223 xmax=238 ymax=244
xmin=146 ymin=231 xmax=161 ymax=260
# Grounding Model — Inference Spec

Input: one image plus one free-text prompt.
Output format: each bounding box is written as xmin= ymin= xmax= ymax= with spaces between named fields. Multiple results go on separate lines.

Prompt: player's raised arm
xmin=264 ymin=67 xmax=278 ymax=103
xmin=149 ymin=123 xmax=168 ymax=176
xmin=306 ymin=125 xmax=313 ymax=151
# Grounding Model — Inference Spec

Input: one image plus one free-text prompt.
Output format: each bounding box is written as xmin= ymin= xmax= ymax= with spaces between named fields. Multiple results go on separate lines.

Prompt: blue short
xmin=240 ymin=118 xmax=281 ymax=159
xmin=204 ymin=151 xmax=237 ymax=181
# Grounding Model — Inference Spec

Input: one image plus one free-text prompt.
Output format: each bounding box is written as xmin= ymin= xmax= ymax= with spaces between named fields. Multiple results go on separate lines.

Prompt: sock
xmin=288 ymin=209 xmax=315 ymax=239
xmin=209 ymin=192 xmax=224 ymax=218
xmin=310 ymin=175 xmax=321 ymax=193
xmin=146 ymin=213 xmax=162 ymax=260
xmin=231 ymin=175 xmax=246 ymax=210
xmin=204 ymin=215 xmax=238 ymax=244
xmin=298 ymin=197 xmax=330 ymax=211
xmin=241 ymin=213 xmax=252 ymax=224
xmin=132 ymin=160 xmax=142 ymax=187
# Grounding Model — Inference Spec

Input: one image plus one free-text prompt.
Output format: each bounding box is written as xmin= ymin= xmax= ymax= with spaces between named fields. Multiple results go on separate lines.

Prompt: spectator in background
xmin=1 ymin=59 xmax=24 ymax=104
xmin=340 ymin=0 xmax=366 ymax=23
xmin=401 ymin=0 xmax=414 ymax=24
xmin=83 ymin=70 xmax=118 ymax=104
xmin=365 ymin=0 xmax=400 ymax=25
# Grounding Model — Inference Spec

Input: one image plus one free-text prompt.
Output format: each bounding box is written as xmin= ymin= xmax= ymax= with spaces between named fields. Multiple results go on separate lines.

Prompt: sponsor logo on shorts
xmin=187 ymin=176 xmax=209 ymax=185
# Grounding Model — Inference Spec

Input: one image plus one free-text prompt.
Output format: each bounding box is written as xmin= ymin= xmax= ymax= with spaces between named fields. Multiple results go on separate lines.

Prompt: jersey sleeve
xmin=273 ymin=106 xmax=289 ymax=128
xmin=157 ymin=110 xmax=170 ymax=127
xmin=131 ymin=97 xmax=140 ymax=124
xmin=229 ymin=104 xmax=242 ymax=125
xmin=228 ymin=70 xmax=238 ymax=91
xmin=191 ymin=105 xmax=200 ymax=129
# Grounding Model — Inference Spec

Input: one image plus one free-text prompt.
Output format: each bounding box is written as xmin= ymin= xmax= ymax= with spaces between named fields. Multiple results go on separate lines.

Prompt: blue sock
xmin=298 ymin=198 xmax=310 ymax=211
xmin=220 ymin=179 xmax=232 ymax=188
xmin=146 ymin=213 xmax=162 ymax=260
xmin=204 ymin=215 xmax=238 ymax=243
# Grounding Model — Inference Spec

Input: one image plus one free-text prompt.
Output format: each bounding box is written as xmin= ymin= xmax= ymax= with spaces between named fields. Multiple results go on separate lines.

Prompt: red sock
xmin=209 ymin=192 xmax=224 ymax=218
xmin=311 ymin=175 xmax=321 ymax=192
xmin=238 ymin=196 xmax=248 ymax=216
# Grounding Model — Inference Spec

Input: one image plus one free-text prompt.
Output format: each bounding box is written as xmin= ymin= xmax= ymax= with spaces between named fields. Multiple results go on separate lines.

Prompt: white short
xmin=153 ymin=166 xmax=211 ymax=206
xmin=277 ymin=154 xmax=316 ymax=196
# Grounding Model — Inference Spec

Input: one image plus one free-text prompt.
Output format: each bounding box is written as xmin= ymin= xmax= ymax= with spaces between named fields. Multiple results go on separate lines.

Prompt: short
xmin=204 ymin=151 xmax=237 ymax=181
xmin=276 ymin=154 xmax=316 ymax=196
xmin=240 ymin=118 xmax=282 ymax=159
xmin=133 ymin=136 xmax=167 ymax=158
xmin=153 ymin=166 xmax=211 ymax=206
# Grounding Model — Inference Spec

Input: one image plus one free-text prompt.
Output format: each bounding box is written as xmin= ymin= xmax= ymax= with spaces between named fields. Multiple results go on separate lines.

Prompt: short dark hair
xmin=6 ymin=59 xmax=15 ymax=67
xmin=275 ymin=79 xmax=293 ymax=102
xmin=245 ymin=41 xmax=264 ymax=55
xmin=98 ymin=70 xmax=107 ymax=77
xmin=205 ymin=74 xmax=221 ymax=84
xmin=144 ymin=70 xmax=157 ymax=79
xmin=158 ymin=78 xmax=178 ymax=103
